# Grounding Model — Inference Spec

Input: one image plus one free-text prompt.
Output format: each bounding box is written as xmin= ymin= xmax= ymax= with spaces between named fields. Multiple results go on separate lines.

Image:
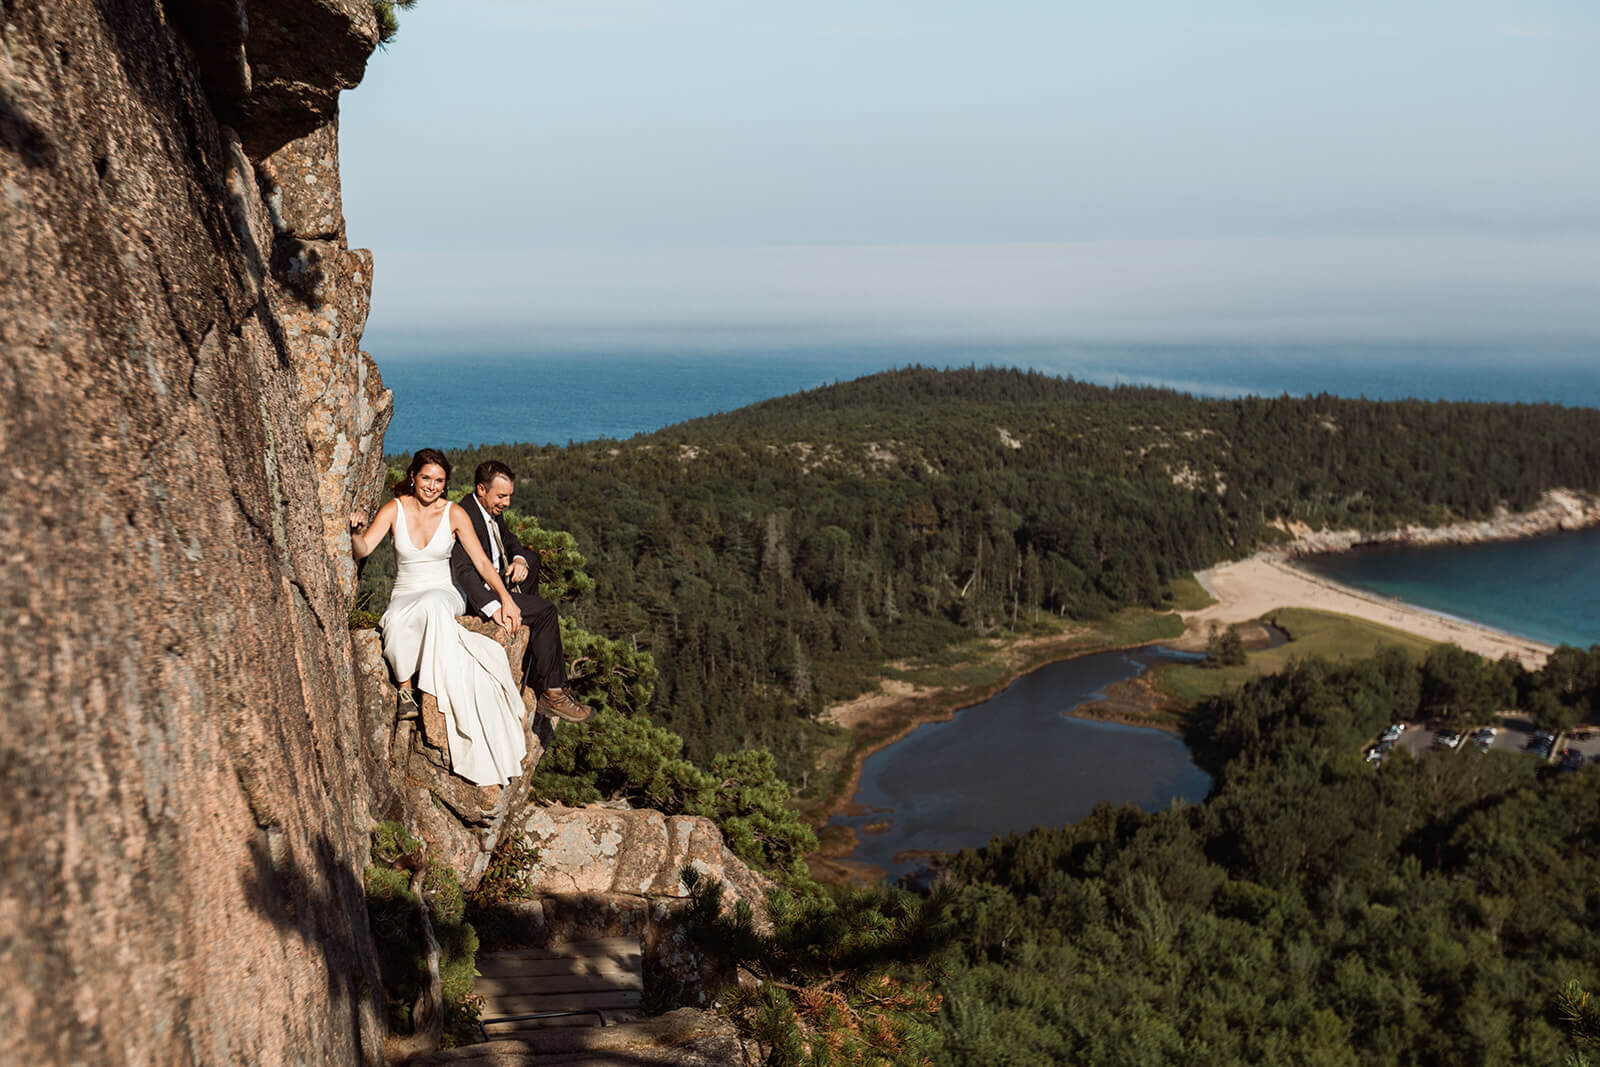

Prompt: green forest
xmin=648 ymin=645 xmax=1600 ymax=1065
xmin=925 ymin=648 xmax=1600 ymax=1065
xmin=357 ymin=368 xmax=1600 ymax=1062
xmin=370 ymin=367 xmax=1600 ymax=783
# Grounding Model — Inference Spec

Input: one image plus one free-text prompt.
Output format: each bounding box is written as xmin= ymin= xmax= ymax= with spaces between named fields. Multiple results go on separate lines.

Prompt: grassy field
xmin=1159 ymin=607 xmax=1438 ymax=705
xmin=1164 ymin=574 xmax=1216 ymax=612
xmin=877 ymin=609 xmax=1185 ymax=692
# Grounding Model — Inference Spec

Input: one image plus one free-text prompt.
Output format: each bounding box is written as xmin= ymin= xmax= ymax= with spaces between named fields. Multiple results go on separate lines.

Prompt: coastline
xmin=1265 ymin=488 xmax=1600 ymax=558
xmin=1177 ymin=556 xmax=1554 ymax=668
xmin=1177 ymin=490 xmax=1600 ymax=669
xmin=808 ymin=495 xmax=1595 ymax=875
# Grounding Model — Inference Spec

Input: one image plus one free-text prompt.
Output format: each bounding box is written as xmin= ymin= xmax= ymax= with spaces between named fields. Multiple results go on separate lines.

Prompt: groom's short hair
xmin=474 ymin=460 xmax=515 ymax=490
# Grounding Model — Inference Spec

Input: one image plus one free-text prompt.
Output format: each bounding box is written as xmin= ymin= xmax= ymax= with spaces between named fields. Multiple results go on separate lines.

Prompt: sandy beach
xmin=1179 ymin=555 xmax=1555 ymax=669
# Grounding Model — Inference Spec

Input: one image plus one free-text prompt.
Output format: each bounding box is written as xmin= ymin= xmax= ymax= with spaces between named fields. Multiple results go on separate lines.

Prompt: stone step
xmin=476 ymin=971 xmax=642 ymax=999
xmin=413 ymin=1010 xmax=743 ymax=1066
xmin=479 ymin=938 xmax=641 ymax=966
xmin=476 ymin=937 xmax=645 ymax=1041
xmin=483 ymin=989 xmax=641 ymax=1024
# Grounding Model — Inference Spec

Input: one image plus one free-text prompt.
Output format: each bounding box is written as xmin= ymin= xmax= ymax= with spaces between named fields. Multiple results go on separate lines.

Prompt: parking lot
xmin=1370 ymin=714 xmax=1600 ymax=767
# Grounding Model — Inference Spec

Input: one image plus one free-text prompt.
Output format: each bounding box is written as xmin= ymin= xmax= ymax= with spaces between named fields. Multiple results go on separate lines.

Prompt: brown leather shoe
xmin=537 ymin=688 xmax=593 ymax=723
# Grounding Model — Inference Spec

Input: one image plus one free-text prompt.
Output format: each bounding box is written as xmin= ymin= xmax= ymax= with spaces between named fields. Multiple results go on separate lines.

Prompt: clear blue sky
xmin=340 ymin=0 xmax=1599 ymax=341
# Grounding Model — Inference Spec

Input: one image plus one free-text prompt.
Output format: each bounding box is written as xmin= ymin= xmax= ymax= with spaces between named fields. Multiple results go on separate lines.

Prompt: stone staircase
xmin=476 ymin=937 xmax=644 ymax=1037
xmin=415 ymin=1006 xmax=743 ymax=1065
xmin=353 ymin=621 xmax=762 ymax=1064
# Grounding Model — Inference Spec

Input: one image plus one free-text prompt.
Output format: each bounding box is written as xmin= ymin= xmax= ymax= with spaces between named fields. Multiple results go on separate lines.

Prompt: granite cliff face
xmin=0 ymin=2 xmax=392 ymax=1063
xmin=0 ymin=6 xmax=771 ymax=1063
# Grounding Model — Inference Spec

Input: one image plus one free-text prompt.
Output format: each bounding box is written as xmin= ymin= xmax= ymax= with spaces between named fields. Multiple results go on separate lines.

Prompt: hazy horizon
xmin=341 ymin=1 xmax=1600 ymax=343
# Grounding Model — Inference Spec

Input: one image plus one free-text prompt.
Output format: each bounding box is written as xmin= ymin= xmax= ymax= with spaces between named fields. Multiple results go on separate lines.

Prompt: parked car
xmin=1472 ymin=727 xmax=1498 ymax=749
xmin=1435 ymin=730 xmax=1464 ymax=750
xmin=1531 ymin=737 xmax=1556 ymax=758
xmin=1559 ymin=748 xmax=1585 ymax=772
xmin=1381 ymin=723 xmax=1407 ymax=743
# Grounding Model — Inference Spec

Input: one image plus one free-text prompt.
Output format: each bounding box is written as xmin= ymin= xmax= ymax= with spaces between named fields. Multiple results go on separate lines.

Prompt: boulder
xmin=480 ymin=804 xmax=775 ymax=1009
xmin=519 ymin=805 xmax=770 ymax=914
xmin=353 ymin=619 xmax=554 ymax=887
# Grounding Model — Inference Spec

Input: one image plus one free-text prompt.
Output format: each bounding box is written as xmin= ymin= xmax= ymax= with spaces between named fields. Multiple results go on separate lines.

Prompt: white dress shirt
xmin=472 ymin=494 xmax=525 ymax=618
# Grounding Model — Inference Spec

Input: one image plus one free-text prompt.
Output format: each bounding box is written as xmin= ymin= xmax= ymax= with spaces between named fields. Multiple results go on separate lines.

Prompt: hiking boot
xmin=537 ymin=688 xmax=593 ymax=723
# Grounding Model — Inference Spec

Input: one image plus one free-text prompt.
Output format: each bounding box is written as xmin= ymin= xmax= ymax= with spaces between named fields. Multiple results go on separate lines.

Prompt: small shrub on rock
xmin=363 ymin=822 xmax=482 ymax=1048
xmin=681 ymin=868 xmax=949 ymax=1066
xmin=532 ymin=710 xmax=817 ymax=879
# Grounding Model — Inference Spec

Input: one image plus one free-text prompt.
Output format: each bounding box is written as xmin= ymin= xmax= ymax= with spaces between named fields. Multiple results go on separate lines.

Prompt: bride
xmin=350 ymin=449 xmax=530 ymax=787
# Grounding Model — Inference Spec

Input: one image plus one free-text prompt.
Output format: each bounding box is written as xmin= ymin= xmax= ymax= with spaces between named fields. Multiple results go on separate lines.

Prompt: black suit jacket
xmin=450 ymin=492 xmax=531 ymax=617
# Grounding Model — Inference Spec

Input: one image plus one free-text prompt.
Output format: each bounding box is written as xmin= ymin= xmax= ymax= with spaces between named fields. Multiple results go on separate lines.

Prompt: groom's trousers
xmin=506 ymin=588 xmax=568 ymax=692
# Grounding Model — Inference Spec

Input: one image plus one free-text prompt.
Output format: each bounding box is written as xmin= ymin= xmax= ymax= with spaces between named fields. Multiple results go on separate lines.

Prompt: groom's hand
xmin=507 ymin=557 xmax=530 ymax=585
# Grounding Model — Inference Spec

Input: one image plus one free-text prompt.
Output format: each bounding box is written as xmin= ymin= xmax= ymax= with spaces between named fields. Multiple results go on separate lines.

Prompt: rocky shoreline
xmin=1266 ymin=488 xmax=1600 ymax=558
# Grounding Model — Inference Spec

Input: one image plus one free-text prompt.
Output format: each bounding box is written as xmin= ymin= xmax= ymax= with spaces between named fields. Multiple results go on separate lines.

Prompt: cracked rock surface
xmin=0 ymin=2 xmax=391 ymax=1064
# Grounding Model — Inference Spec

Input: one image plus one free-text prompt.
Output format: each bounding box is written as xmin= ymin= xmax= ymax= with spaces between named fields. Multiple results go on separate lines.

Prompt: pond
xmin=828 ymin=645 xmax=1213 ymax=882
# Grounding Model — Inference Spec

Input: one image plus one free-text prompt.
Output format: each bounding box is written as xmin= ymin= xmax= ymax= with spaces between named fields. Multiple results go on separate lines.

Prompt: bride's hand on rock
xmin=349 ymin=511 xmax=365 ymax=531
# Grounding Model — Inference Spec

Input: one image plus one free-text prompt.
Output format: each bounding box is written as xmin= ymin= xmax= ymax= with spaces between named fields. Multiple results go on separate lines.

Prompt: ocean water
xmin=372 ymin=333 xmax=1600 ymax=454
xmin=372 ymin=330 xmax=1600 ymax=647
xmin=1300 ymin=528 xmax=1600 ymax=649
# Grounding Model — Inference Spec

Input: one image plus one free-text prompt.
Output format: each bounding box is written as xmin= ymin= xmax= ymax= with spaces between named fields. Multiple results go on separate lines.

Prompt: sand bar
xmin=1181 ymin=555 xmax=1555 ymax=669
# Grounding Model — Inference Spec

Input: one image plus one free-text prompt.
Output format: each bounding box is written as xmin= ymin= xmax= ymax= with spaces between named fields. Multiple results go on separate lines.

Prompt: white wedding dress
xmin=381 ymin=501 xmax=528 ymax=786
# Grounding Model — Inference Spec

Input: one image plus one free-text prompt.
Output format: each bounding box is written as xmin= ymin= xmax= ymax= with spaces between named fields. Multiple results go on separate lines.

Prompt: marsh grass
xmin=1163 ymin=574 xmax=1217 ymax=612
xmin=1159 ymin=607 xmax=1436 ymax=705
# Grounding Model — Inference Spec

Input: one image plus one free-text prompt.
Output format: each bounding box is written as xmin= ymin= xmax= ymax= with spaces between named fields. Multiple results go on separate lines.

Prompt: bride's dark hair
xmin=395 ymin=448 xmax=453 ymax=498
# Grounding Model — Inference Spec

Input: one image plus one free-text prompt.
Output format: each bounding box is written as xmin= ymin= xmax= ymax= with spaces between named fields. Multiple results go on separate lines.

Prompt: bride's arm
xmin=350 ymin=499 xmax=398 ymax=560
xmin=451 ymin=508 xmax=523 ymax=632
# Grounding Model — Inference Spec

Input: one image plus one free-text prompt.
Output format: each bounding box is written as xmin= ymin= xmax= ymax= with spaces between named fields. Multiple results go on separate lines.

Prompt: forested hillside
xmin=394 ymin=367 xmax=1600 ymax=779
xmin=929 ymin=649 xmax=1600 ymax=1064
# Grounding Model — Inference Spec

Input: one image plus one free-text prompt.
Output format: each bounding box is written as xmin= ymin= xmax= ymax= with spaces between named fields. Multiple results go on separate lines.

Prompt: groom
xmin=450 ymin=460 xmax=592 ymax=723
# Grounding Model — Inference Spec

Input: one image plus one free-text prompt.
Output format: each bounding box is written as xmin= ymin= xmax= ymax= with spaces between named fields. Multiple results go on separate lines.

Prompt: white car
xmin=1435 ymin=730 xmax=1464 ymax=750
xmin=1381 ymin=723 xmax=1407 ymax=743
xmin=1472 ymin=727 xmax=1499 ymax=747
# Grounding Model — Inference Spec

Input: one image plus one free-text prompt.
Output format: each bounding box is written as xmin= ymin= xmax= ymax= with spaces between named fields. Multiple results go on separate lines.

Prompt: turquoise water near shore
xmin=1299 ymin=527 xmax=1600 ymax=649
